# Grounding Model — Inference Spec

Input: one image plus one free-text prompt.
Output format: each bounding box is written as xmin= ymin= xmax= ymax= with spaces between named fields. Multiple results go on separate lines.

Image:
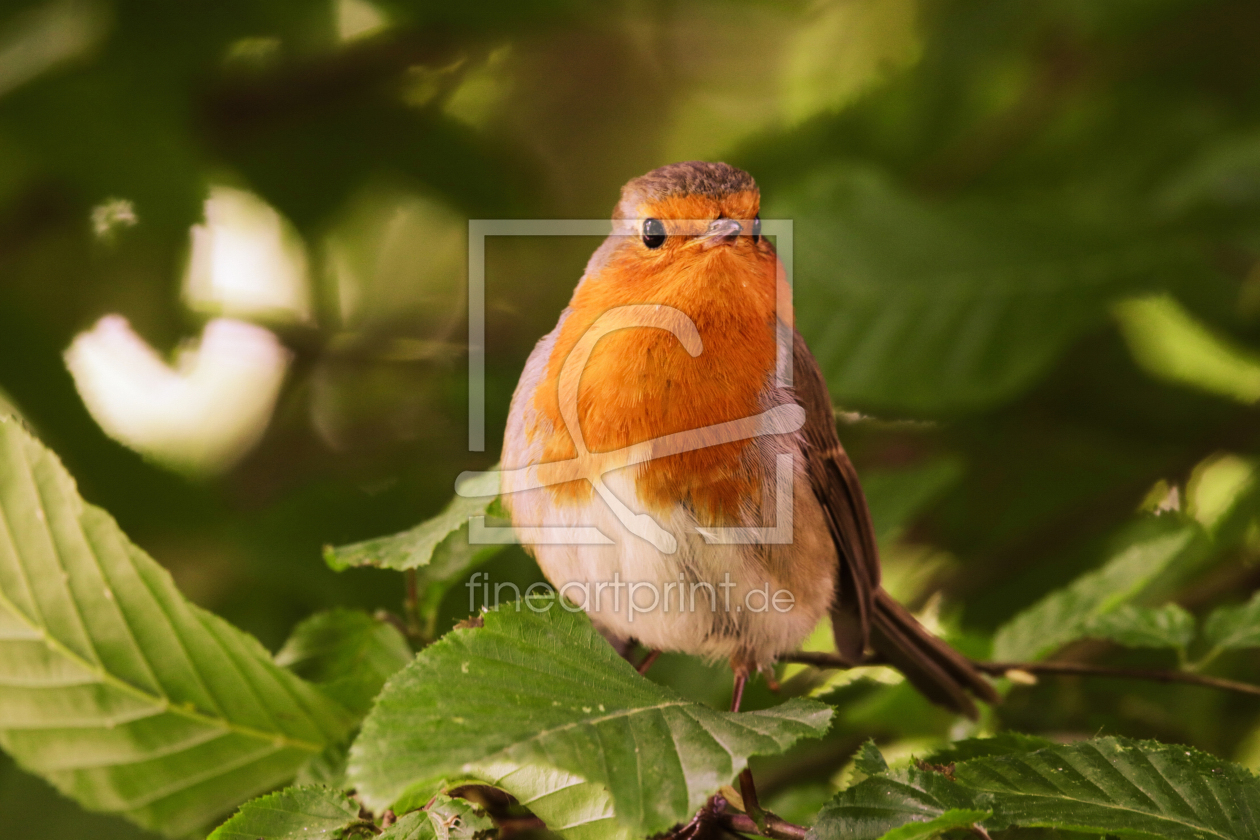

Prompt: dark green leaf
xmin=349 ymin=603 xmax=832 ymax=836
xmin=1203 ymin=591 xmax=1260 ymax=654
xmin=961 ymin=737 xmax=1260 ymax=839
xmin=924 ymin=734 xmax=1057 ymax=766
xmin=854 ymin=740 xmax=889 ymax=776
xmin=992 ymin=524 xmax=1196 ymax=661
xmin=1083 ymin=603 xmax=1196 ymax=652
xmin=861 ymin=457 xmax=964 ymax=547
xmin=0 ymin=418 xmax=354 ymax=836
xmin=815 ymin=736 xmax=1260 ymax=840
xmin=771 ymin=166 xmax=1190 ymax=415
xmin=809 ymin=763 xmax=976 ymax=840
xmin=207 ymin=786 xmax=365 ymax=840
xmin=379 ymin=795 xmax=493 ymax=840
xmin=879 ymin=809 xmax=992 ymax=840
xmin=276 ymin=609 xmax=413 ymax=716
xmin=325 ymin=471 xmax=500 ymax=572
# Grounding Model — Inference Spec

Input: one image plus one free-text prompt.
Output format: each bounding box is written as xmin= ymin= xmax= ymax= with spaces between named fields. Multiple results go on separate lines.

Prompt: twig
xmin=778 ymin=651 xmax=1260 ymax=698
xmin=779 ymin=651 xmax=870 ymax=669
xmin=721 ymin=811 xmax=809 ymax=839
xmin=976 ymin=660 xmax=1260 ymax=698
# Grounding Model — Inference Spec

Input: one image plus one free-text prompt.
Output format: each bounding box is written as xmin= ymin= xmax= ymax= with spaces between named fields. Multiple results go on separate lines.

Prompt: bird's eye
xmin=642 ymin=218 xmax=666 ymax=249
xmin=752 ymin=214 xmax=761 ymax=242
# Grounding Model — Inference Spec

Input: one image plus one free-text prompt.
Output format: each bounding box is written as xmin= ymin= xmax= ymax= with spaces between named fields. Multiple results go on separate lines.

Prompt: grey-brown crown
xmin=619 ymin=161 xmax=757 ymax=209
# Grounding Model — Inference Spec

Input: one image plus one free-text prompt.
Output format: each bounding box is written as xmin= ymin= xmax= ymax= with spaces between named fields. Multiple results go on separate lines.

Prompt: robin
xmin=499 ymin=161 xmax=997 ymax=827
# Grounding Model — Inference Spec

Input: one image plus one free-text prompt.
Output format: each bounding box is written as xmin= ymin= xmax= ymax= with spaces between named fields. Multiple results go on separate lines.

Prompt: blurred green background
xmin=5 ymin=0 xmax=1260 ymax=835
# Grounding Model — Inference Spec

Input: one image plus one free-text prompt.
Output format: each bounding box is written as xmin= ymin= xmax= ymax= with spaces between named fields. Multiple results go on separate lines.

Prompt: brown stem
xmin=778 ymin=651 xmax=1260 ymax=698
xmin=721 ymin=812 xmax=809 ymax=839
xmin=637 ymin=648 xmax=661 ymax=675
xmin=976 ymin=660 xmax=1260 ymax=697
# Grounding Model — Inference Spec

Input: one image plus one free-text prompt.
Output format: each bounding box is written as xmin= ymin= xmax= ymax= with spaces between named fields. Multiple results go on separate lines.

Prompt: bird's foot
xmin=669 ymin=793 xmax=726 ymax=839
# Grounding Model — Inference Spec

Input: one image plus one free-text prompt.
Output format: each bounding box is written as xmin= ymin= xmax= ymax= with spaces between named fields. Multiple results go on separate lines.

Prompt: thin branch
xmin=976 ymin=660 xmax=1260 ymax=697
xmin=721 ymin=811 xmax=808 ymax=839
xmin=778 ymin=651 xmax=1260 ymax=698
xmin=780 ymin=651 xmax=872 ymax=669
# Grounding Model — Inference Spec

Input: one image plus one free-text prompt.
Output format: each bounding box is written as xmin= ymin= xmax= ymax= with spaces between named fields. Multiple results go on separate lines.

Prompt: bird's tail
xmin=868 ymin=589 xmax=999 ymax=720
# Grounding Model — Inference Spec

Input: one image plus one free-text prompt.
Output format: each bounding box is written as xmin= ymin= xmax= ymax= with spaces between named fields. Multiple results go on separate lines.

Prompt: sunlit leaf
xmin=462 ymin=764 xmax=631 ymax=840
xmin=207 ymin=786 xmax=365 ymax=840
xmin=1115 ymin=294 xmax=1260 ymax=404
xmin=1187 ymin=454 xmax=1260 ymax=533
xmin=1083 ymin=603 xmax=1196 ymax=653
xmin=992 ymin=523 xmax=1196 ymax=662
xmin=349 ymin=603 xmax=832 ymax=837
xmin=0 ymin=417 xmax=354 ymax=836
xmin=275 ymin=609 xmax=413 ymax=716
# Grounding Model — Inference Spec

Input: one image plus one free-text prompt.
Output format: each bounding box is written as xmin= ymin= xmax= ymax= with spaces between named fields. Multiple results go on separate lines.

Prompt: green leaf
xmin=0 ymin=417 xmax=354 ymax=836
xmin=959 ymin=737 xmax=1260 ymax=839
xmin=324 ymin=470 xmax=501 ymax=572
xmin=276 ymin=609 xmax=413 ymax=716
xmin=815 ymin=736 xmax=1260 ymax=840
xmin=463 ymin=763 xmax=631 ymax=840
xmin=1187 ymin=454 xmax=1260 ymax=533
xmin=992 ymin=524 xmax=1196 ymax=662
xmin=771 ymin=166 xmax=1188 ymax=415
xmin=1203 ymin=591 xmax=1260 ymax=654
xmin=1115 ymin=294 xmax=1260 ymax=404
xmin=878 ymin=809 xmax=992 ymax=840
xmin=349 ymin=603 xmax=833 ymax=836
xmin=296 ymin=740 xmax=353 ymax=790
xmin=207 ymin=785 xmax=366 ymax=840
xmin=379 ymin=795 xmax=494 ymax=840
xmin=325 ymin=471 xmax=511 ymax=640
xmin=854 ymin=740 xmax=889 ymax=776
xmin=923 ymin=733 xmax=1057 ymax=766
xmin=810 ymin=763 xmax=977 ymax=840
xmin=1083 ymin=603 xmax=1196 ymax=652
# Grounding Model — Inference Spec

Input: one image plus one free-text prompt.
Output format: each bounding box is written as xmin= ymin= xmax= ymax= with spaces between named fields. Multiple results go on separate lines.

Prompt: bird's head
xmin=580 ymin=161 xmax=775 ymax=302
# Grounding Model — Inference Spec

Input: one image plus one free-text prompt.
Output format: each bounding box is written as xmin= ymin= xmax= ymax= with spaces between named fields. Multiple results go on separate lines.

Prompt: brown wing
xmin=791 ymin=330 xmax=999 ymax=717
xmin=791 ymin=330 xmax=880 ymax=664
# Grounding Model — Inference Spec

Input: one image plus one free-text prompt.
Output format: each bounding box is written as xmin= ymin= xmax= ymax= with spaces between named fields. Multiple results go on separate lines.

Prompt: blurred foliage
xmin=5 ymin=0 xmax=1260 ymax=837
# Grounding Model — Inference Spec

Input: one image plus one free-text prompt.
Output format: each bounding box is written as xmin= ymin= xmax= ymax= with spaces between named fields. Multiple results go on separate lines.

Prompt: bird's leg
xmin=730 ymin=665 xmax=749 ymax=713
xmin=730 ymin=662 xmax=769 ymax=834
xmin=637 ymin=648 xmax=661 ymax=675
xmin=671 ymin=793 xmax=725 ymax=839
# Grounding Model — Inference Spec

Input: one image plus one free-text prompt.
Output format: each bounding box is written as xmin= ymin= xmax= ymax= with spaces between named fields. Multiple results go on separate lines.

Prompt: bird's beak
xmin=697 ymin=217 xmax=744 ymax=248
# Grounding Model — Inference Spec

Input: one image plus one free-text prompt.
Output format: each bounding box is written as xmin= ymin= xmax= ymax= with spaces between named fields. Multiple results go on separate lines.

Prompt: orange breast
xmin=530 ymin=228 xmax=780 ymax=524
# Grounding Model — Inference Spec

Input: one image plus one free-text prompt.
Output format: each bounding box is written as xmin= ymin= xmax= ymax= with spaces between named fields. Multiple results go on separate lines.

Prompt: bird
xmin=499 ymin=161 xmax=997 ymax=827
